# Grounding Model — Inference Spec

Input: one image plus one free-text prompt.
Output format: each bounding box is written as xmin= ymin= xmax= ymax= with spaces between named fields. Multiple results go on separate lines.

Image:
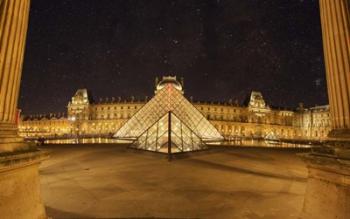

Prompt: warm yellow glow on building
xmin=19 ymin=77 xmax=331 ymax=143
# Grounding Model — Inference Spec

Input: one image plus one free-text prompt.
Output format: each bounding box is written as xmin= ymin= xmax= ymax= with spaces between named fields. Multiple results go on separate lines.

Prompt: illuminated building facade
xmin=19 ymin=76 xmax=331 ymax=143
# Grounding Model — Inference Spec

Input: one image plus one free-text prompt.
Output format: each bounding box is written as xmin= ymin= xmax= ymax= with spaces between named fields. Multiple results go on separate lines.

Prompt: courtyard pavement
xmin=39 ymin=144 xmax=308 ymax=219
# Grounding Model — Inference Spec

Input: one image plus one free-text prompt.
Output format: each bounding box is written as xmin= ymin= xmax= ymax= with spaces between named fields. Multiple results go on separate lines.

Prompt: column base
xmin=0 ymin=149 xmax=49 ymax=219
xmin=0 ymin=122 xmax=33 ymax=153
xmin=328 ymin=128 xmax=350 ymax=140
xmin=300 ymin=143 xmax=350 ymax=219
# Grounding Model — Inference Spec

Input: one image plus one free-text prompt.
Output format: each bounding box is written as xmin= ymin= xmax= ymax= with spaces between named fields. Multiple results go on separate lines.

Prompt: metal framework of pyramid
xmin=131 ymin=112 xmax=205 ymax=153
xmin=114 ymin=82 xmax=223 ymax=153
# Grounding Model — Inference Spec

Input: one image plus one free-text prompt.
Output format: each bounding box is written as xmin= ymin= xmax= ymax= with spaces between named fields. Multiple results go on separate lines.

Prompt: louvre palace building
xmin=19 ymin=76 xmax=331 ymax=146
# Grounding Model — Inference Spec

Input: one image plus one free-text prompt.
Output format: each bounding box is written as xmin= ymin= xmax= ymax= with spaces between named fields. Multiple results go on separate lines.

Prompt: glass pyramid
xmin=114 ymin=82 xmax=223 ymax=153
xmin=131 ymin=112 xmax=204 ymax=153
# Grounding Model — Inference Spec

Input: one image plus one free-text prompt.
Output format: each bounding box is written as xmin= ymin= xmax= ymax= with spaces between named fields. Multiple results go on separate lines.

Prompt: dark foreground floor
xmin=39 ymin=144 xmax=308 ymax=219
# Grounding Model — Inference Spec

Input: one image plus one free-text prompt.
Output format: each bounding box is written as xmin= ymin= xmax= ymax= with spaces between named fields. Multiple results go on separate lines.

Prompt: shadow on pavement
xmin=46 ymin=206 xmax=88 ymax=219
xmin=185 ymin=158 xmax=307 ymax=182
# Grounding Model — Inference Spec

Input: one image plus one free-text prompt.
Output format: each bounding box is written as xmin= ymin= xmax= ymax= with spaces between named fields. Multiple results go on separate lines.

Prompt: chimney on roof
xmin=155 ymin=77 xmax=159 ymax=88
xmin=299 ymin=102 xmax=304 ymax=110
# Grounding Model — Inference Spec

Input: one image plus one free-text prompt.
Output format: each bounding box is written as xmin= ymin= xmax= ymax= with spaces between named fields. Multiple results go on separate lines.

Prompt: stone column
xmin=301 ymin=1 xmax=350 ymax=219
xmin=0 ymin=0 xmax=47 ymax=218
xmin=320 ymin=0 xmax=350 ymax=138
xmin=0 ymin=0 xmax=30 ymax=152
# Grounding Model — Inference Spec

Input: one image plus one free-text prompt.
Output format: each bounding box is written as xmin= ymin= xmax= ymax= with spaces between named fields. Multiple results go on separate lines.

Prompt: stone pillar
xmin=320 ymin=0 xmax=350 ymax=138
xmin=0 ymin=0 xmax=30 ymax=153
xmin=0 ymin=0 xmax=47 ymax=218
xmin=301 ymin=1 xmax=350 ymax=218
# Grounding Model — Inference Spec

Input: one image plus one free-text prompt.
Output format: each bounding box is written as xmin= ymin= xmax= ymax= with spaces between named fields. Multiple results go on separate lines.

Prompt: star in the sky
xmin=19 ymin=0 xmax=326 ymax=114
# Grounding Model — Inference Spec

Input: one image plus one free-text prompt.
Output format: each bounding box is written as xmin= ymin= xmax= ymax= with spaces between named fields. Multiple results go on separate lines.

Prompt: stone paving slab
xmin=39 ymin=144 xmax=307 ymax=219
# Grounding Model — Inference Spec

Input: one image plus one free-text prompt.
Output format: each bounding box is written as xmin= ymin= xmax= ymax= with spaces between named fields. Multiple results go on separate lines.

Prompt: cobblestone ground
xmin=39 ymin=144 xmax=308 ymax=219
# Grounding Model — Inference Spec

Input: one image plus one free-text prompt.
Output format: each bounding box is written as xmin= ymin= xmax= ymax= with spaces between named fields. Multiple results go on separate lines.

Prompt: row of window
xmin=92 ymin=105 xmax=139 ymax=111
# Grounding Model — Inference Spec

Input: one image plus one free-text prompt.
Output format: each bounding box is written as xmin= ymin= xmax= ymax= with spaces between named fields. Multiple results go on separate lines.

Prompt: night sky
xmin=19 ymin=0 xmax=328 ymax=115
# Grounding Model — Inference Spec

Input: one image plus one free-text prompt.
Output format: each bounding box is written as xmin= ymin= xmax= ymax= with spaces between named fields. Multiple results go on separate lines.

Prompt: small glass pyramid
xmin=114 ymin=76 xmax=223 ymax=153
xmin=131 ymin=112 xmax=205 ymax=153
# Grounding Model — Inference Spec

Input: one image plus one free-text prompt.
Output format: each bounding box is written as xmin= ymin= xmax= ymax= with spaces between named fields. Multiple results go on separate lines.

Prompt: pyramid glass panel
xmin=129 ymin=112 xmax=206 ymax=153
xmin=114 ymin=78 xmax=223 ymax=152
